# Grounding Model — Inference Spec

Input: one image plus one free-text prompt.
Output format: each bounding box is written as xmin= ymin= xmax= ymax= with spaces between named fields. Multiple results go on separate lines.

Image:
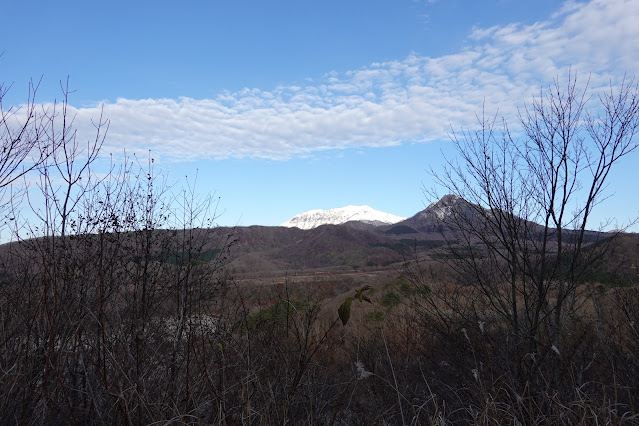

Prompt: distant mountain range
xmin=3 ymin=195 xmax=625 ymax=280
xmin=280 ymin=195 xmax=464 ymax=232
xmin=217 ymin=195 xmax=478 ymax=274
xmin=214 ymin=194 xmax=617 ymax=276
xmin=281 ymin=205 xmax=406 ymax=230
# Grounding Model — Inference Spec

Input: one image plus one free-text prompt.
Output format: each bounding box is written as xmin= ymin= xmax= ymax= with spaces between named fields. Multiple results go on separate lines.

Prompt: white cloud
xmin=57 ymin=0 xmax=639 ymax=161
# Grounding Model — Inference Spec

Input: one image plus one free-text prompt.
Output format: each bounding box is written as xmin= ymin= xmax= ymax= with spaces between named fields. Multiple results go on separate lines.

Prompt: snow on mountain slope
xmin=281 ymin=205 xmax=406 ymax=230
xmin=392 ymin=194 xmax=468 ymax=232
xmin=425 ymin=194 xmax=461 ymax=220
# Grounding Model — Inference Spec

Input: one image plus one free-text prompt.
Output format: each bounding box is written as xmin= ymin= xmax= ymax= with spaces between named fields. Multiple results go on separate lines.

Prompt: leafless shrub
xmin=2 ymin=72 xmax=639 ymax=424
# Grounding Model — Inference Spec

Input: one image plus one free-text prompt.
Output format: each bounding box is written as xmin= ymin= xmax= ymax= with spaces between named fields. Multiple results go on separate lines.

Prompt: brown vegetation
xmin=1 ymin=74 xmax=639 ymax=424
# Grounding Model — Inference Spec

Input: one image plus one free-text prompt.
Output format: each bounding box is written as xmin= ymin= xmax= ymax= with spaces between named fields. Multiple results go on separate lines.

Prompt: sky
xmin=2 ymin=0 xmax=639 ymax=230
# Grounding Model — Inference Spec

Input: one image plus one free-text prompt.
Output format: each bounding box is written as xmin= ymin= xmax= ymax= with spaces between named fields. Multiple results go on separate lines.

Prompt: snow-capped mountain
xmin=392 ymin=194 xmax=466 ymax=232
xmin=425 ymin=194 xmax=461 ymax=220
xmin=281 ymin=205 xmax=406 ymax=230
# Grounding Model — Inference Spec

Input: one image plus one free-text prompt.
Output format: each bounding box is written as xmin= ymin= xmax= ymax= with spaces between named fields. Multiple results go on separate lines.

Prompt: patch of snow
xmin=281 ymin=205 xmax=405 ymax=230
xmin=355 ymin=361 xmax=373 ymax=379
xmin=427 ymin=194 xmax=460 ymax=220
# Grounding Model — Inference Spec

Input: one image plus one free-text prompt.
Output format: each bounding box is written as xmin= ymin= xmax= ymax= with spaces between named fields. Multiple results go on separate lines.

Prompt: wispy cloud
xmin=62 ymin=0 xmax=639 ymax=161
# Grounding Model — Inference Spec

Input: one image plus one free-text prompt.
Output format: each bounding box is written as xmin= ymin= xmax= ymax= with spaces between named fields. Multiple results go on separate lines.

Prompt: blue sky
xmin=2 ymin=0 xmax=639 ymax=230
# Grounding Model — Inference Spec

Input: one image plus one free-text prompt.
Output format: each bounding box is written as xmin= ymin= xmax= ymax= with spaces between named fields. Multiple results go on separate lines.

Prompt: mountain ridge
xmin=1 ymin=195 xmax=621 ymax=278
xmin=281 ymin=205 xmax=406 ymax=230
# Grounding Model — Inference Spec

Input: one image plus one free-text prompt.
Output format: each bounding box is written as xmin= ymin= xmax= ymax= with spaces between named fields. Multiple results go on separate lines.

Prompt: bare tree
xmin=0 ymin=78 xmax=233 ymax=424
xmin=0 ymin=79 xmax=51 ymax=185
xmin=426 ymin=72 xmax=639 ymax=386
xmin=0 ymin=78 xmax=56 ymax=238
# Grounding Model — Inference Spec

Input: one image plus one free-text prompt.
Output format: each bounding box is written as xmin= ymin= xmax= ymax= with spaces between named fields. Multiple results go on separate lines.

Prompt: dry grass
xmin=1 ymin=234 xmax=638 ymax=425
